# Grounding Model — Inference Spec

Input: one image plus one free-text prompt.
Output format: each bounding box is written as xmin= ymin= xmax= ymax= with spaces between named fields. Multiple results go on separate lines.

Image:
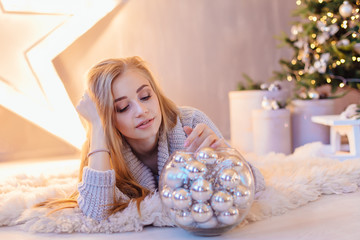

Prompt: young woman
xmin=73 ymin=56 xmax=265 ymax=221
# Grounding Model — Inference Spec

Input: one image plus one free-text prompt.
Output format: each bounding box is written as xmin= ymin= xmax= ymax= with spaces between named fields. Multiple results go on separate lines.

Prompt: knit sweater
xmin=77 ymin=106 xmax=265 ymax=221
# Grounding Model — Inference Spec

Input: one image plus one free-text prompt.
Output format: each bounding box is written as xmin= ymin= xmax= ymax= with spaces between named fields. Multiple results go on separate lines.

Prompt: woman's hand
xmin=76 ymin=92 xmax=102 ymax=126
xmin=183 ymin=124 xmax=227 ymax=152
xmin=77 ymin=92 xmax=111 ymax=171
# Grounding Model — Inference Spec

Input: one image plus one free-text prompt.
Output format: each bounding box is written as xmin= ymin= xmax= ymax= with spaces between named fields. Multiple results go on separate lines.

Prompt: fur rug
xmin=1 ymin=142 xmax=360 ymax=233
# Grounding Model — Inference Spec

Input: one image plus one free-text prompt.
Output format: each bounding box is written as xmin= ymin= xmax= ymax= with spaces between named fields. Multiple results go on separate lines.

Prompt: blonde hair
xmin=37 ymin=56 xmax=179 ymax=217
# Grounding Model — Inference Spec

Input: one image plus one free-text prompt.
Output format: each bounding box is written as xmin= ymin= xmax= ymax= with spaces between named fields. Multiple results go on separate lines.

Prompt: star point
xmin=0 ymin=0 xmax=123 ymax=149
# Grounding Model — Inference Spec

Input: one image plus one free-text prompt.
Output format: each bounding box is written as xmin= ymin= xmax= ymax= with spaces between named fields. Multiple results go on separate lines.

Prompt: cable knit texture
xmin=77 ymin=168 xmax=115 ymax=221
xmin=78 ymin=106 xmax=265 ymax=220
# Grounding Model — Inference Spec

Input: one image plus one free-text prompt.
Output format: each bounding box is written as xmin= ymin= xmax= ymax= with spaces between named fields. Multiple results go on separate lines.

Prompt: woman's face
xmin=112 ymin=69 xmax=162 ymax=143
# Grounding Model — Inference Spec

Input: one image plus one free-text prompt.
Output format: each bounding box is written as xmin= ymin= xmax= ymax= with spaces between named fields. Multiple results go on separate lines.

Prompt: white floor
xmin=1 ymin=158 xmax=360 ymax=240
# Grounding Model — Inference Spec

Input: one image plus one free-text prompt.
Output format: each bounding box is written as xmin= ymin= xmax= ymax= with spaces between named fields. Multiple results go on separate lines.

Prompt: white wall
xmin=55 ymin=0 xmax=298 ymax=139
xmin=1 ymin=0 xmax=359 ymax=160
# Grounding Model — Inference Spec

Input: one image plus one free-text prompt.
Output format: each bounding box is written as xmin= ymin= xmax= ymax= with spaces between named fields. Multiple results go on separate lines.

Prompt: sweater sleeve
xmin=77 ymin=167 xmax=117 ymax=221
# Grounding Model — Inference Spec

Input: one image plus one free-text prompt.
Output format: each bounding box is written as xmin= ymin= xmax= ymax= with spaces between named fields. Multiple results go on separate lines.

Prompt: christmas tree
xmin=274 ymin=0 xmax=360 ymax=99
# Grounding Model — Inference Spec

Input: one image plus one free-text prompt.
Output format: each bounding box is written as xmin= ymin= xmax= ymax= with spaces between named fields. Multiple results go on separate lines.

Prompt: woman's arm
xmin=76 ymin=92 xmax=111 ymax=171
xmin=87 ymin=123 xmax=112 ymax=171
xmin=76 ymin=92 xmax=116 ymax=220
xmin=77 ymin=167 xmax=116 ymax=221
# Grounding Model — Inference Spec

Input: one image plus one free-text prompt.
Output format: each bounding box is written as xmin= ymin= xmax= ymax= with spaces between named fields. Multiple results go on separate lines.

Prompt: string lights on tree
xmin=274 ymin=0 xmax=360 ymax=99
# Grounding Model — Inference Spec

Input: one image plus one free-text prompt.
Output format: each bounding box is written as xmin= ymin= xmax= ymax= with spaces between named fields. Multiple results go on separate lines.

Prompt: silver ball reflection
xmin=191 ymin=203 xmax=213 ymax=223
xmin=185 ymin=160 xmax=207 ymax=180
xmin=172 ymin=188 xmax=192 ymax=209
xmin=172 ymin=152 xmax=192 ymax=167
xmin=211 ymin=191 xmax=233 ymax=212
xmin=190 ymin=178 xmax=213 ymax=202
xmin=238 ymin=169 xmax=253 ymax=187
xmin=218 ymin=168 xmax=241 ymax=188
xmin=232 ymin=185 xmax=251 ymax=207
xmin=220 ymin=156 xmax=244 ymax=173
xmin=217 ymin=207 xmax=240 ymax=225
xmin=195 ymin=147 xmax=218 ymax=165
xmin=161 ymin=185 xmax=174 ymax=208
xmin=164 ymin=167 xmax=187 ymax=188
xmin=176 ymin=209 xmax=194 ymax=226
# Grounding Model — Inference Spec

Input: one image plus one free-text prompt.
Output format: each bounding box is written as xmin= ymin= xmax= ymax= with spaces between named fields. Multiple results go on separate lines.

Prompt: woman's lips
xmin=136 ymin=118 xmax=154 ymax=129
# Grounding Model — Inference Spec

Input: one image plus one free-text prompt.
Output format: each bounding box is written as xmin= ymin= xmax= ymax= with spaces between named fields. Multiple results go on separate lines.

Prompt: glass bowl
xmin=159 ymin=147 xmax=255 ymax=236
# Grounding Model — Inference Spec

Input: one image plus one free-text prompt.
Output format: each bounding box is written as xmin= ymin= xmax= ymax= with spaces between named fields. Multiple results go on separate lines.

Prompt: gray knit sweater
xmin=77 ymin=106 xmax=265 ymax=221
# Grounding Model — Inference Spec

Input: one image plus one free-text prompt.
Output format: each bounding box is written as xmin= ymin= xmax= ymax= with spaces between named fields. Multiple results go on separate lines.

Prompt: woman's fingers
xmin=210 ymin=138 xmax=226 ymax=149
xmin=184 ymin=124 xmax=224 ymax=152
xmin=183 ymin=126 xmax=193 ymax=136
xmin=195 ymin=134 xmax=217 ymax=152
xmin=76 ymin=91 xmax=102 ymax=125
xmin=184 ymin=124 xmax=205 ymax=148
xmin=186 ymin=134 xmax=205 ymax=152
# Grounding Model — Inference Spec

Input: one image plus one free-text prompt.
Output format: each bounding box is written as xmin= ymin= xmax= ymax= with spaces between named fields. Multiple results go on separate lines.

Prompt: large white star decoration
xmin=0 ymin=0 xmax=123 ymax=149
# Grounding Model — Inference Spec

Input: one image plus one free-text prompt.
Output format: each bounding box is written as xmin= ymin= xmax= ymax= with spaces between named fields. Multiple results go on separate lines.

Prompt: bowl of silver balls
xmin=159 ymin=147 xmax=255 ymax=236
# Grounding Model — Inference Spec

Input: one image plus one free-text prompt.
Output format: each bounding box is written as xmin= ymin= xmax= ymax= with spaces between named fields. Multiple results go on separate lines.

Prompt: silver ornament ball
xmin=161 ymin=185 xmax=174 ymax=208
xmin=185 ymin=160 xmax=207 ymax=180
xmin=307 ymin=89 xmax=320 ymax=99
xmin=172 ymin=152 xmax=193 ymax=167
xmin=164 ymin=167 xmax=187 ymax=188
xmin=218 ymin=168 xmax=241 ymax=189
xmin=339 ymin=1 xmax=353 ymax=18
xmin=220 ymin=155 xmax=244 ymax=169
xmin=190 ymin=178 xmax=213 ymax=202
xmin=260 ymin=83 xmax=269 ymax=90
xmin=261 ymin=97 xmax=273 ymax=110
xmin=268 ymin=82 xmax=281 ymax=92
xmin=172 ymin=188 xmax=192 ymax=210
xmin=191 ymin=202 xmax=213 ymax=223
xmin=217 ymin=207 xmax=240 ymax=226
xmin=195 ymin=147 xmax=218 ymax=165
xmin=337 ymin=39 xmax=350 ymax=47
xmin=176 ymin=209 xmax=194 ymax=226
xmin=354 ymin=43 xmax=360 ymax=55
xmin=232 ymin=185 xmax=252 ymax=208
xmin=239 ymin=169 xmax=253 ymax=188
xmin=211 ymin=190 xmax=234 ymax=212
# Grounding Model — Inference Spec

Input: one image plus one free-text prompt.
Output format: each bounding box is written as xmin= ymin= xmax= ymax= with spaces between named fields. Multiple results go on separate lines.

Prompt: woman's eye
xmin=116 ymin=105 xmax=129 ymax=113
xmin=140 ymin=95 xmax=151 ymax=101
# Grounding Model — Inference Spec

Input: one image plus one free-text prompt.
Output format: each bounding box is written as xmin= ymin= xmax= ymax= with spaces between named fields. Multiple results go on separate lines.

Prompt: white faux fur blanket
xmin=1 ymin=142 xmax=360 ymax=233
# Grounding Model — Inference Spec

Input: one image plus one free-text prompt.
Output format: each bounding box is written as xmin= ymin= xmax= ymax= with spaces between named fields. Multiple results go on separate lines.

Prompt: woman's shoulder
xmin=177 ymin=106 xmax=210 ymax=124
xmin=178 ymin=106 xmax=205 ymax=117
xmin=178 ymin=105 xmax=198 ymax=114
xmin=176 ymin=106 xmax=223 ymax=138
